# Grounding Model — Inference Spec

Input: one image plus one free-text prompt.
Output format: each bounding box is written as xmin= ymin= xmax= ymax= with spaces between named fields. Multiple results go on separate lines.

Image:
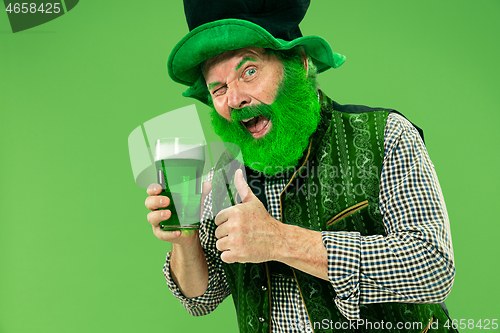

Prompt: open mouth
xmin=241 ymin=115 xmax=272 ymax=139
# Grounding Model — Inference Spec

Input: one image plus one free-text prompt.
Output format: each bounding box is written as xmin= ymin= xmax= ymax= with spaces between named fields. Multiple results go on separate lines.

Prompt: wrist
xmin=271 ymin=222 xmax=298 ymax=263
xmin=171 ymin=231 xmax=204 ymax=262
xmin=275 ymin=224 xmax=323 ymax=264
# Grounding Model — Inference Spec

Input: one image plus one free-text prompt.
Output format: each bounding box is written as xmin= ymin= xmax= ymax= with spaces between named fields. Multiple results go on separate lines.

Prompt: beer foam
xmin=155 ymin=142 xmax=205 ymax=161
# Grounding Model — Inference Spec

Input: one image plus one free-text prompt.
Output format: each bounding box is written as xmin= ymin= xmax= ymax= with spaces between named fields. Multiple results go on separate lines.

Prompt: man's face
xmin=204 ymin=47 xmax=283 ymax=139
xmin=204 ymin=47 xmax=321 ymax=176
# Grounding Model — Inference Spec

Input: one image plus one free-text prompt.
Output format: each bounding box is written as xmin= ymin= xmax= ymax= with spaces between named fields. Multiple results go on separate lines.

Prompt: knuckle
xmin=147 ymin=183 xmax=161 ymax=194
xmin=227 ymin=224 xmax=237 ymax=235
xmin=147 ymin=210 xmax=163 ymax=225
xmin=230 ymin=222 xmax=241 ymax=233
xmin=232 ymin=207 xmax=241 ymax=216
xmin=226 ymin=236 xmax=236 ymax=247
xmin=146 ymin=196 xmax=159 ymax=210
xmin=232 ymin=236 xmax=242 ymax=247
xmin=158 ymin=196 xmax=168 ymax=208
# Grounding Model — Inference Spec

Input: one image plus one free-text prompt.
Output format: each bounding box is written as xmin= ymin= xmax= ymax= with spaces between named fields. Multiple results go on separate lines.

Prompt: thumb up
xmin=234 ymin=168 xmax=256 ymax=204
xmin=214 ymin=168 xmax=280 ymax=264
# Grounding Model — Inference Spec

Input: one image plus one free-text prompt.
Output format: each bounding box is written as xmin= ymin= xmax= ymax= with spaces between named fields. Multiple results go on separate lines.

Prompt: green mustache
xmin=230 ymin=105 xmax=272 ymax=124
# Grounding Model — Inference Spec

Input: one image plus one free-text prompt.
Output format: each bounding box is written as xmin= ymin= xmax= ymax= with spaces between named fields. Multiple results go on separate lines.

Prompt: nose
xmin=226 ymin=82 xmax=251 ymax=110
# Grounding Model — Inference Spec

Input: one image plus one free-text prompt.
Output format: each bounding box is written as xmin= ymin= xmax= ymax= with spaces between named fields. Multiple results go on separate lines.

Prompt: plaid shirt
xmin=163 ymin=113 xmax=455 ymax=332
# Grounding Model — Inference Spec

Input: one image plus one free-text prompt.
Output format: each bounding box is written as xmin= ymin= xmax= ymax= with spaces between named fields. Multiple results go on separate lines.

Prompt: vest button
xmin=259 ymin=317 xmax=265 ymax=323
xmin=261 ymin=286 xmax=267 ymax=291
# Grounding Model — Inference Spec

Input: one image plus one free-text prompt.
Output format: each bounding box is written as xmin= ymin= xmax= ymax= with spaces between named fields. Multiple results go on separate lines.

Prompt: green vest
xmin=210 ymin=92 xmax=453 ymax=333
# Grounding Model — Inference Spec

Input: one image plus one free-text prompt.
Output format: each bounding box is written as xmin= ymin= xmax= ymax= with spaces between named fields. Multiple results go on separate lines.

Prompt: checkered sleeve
xmin=162 ymin=169 xmax=232 ymax=316
xmin=322 ymin=112 xmax=455 ymax=320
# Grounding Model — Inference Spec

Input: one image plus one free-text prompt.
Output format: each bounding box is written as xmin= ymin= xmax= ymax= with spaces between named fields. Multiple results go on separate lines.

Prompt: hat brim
xmin=167 ymin=18 xmax=345 ymax=103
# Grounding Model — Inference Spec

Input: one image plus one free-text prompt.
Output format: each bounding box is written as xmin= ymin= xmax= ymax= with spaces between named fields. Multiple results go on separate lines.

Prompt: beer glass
xmin=154 ymin=137 xmax=206 ymax=230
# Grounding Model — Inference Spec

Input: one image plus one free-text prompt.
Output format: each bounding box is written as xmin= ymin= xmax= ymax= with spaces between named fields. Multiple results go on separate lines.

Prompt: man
xmin=145 ymin=0 xmax=455 ymax=332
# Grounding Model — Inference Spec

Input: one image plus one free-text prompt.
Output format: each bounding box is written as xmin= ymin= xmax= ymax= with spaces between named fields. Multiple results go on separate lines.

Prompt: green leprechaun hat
xmin=167 ymin=0 xmax=346 ymax=104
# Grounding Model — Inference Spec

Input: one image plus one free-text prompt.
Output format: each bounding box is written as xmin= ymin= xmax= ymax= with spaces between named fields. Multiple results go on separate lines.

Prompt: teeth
xmin=241 ymin=117 xmax=256 ymax=123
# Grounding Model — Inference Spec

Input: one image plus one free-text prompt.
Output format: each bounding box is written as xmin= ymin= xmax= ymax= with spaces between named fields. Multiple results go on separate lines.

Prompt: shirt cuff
xmin=322 ymin=231 xmax=362 ymax=320
xmin=163 ymin=251 xmax=225 ymax=316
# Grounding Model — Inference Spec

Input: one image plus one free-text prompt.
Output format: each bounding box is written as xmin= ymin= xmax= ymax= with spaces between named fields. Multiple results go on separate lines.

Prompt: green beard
xmin=209 ymin=56 xmax=321 ymax=176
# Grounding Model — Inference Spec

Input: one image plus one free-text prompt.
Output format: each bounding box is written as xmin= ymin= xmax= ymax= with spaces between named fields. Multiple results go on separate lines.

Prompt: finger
xmin=234 ymin=169 xmax=254 ymax=203
xmin=216 ymin=237 xmax=229 ymax=252
xmin=202 ymin=181 xmax=212 ymax=197
xmin=152 ymin=225 xmax=182 ymax=241
xmin=220 ymin=250 xmax=236 ymax=264
xmin=214 ymin=207 xmax=231 ymax=226
xmin=214 ymin=221 xmax=229 ymax=240
xmin=145 ymin=195 xmax=170 ymax=211
xmin=147 ymin=209 xmax=171 ymax=226
xmin=147 ymin=183 xmax=163 ymax=196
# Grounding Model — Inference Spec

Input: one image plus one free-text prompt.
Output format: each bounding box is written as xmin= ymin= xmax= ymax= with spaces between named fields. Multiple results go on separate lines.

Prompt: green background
xmin=1 ymin=1 xmax=499 ymax=332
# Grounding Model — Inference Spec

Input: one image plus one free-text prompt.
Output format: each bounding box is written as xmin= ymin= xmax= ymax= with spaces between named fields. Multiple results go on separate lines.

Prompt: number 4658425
xmin=5 ymin=3 xmax=61 ymax=14
xmin=444 ymin=319 xmax=498 ymax=330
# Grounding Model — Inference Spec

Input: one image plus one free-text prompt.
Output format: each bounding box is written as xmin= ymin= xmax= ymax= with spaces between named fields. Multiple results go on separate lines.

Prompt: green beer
xmin=154 ymin=138 xmax=206 ymax=230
